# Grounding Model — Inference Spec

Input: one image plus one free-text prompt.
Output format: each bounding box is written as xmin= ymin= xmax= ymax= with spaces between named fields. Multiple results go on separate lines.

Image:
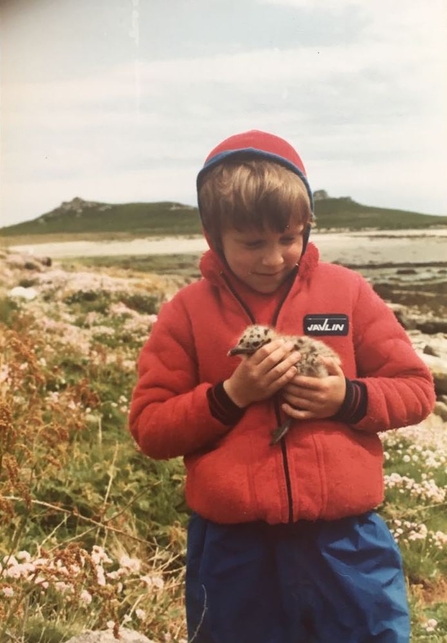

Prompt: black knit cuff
xmin=207 ymin=382 xmax=246 ymax=426
xmin=333 ymin=378 xmax=368 ymax=424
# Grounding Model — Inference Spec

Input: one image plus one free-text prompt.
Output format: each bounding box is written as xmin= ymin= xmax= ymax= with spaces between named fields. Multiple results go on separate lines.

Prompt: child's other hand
xmin=223 ymin=340 xmax=301 ymax=408
xmin=281 ymin=357 xmax=346 ymax=420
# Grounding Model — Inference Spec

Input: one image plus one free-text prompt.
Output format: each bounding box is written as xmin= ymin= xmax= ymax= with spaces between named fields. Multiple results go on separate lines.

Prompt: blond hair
xmin=198 ymin=159 xmax=312 ymax=245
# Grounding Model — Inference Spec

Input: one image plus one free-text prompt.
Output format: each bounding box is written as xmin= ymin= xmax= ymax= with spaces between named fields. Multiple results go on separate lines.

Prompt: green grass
xmin=0 ymin=201 xmax=202 ymax=238
xmin=0 ymin=197 xmax=446 ymax=242
xmin=0 ymin=265 xmax=189 ymax=640
xmin=314 ymin=198 xmax=447 ymax=230
xmin=61 ymin=253 xmax=202 ymax=281
xmin=1 ymin=253 xmax=447 ymax=641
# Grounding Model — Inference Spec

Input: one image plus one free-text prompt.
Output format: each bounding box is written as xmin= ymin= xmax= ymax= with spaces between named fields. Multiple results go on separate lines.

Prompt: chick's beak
xmin=228 ymin=346 xmax=254 ymax=357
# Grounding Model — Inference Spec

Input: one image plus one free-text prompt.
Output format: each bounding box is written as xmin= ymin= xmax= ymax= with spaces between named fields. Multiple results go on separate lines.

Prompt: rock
xmin=64 ymin=628 xmax=156 ymax=643
xmin=386 ymin=303 xmax=418 ymax=330
xmin=396 ymin=268 xmax=417 ymax=275
xmin=410 ymin=331 xmax=447 ymax=357
xmin=434 ymin=401 xmax=447 ymax=421
xmin=385 ymin=302 xmax=447 ymax=335
xmin=5 ymin=253 xmax=31 ymax=270
xmin=313 ymin=189 xmax=329 ymax=201
xmin=423 ymin=344 xmax=441 ymax=357
xmin=59 ymin=197 xmax=104 ymax=213
xmin=8 ymin=286 xmax=38 ymax=300
xmin=5 ymin=252 xmax=52 ymax=271
xmin=418 ymin=352 xmax=447 ymax=396
xmin=417 ymin=320 xmax=447 ymax=334
xmin=405 ymin=331 xmax=447 ymax=399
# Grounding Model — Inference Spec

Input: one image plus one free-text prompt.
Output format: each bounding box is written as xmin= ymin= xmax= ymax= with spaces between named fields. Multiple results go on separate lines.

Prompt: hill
xmin=314 ymin=197 xmax=447 ymax=230
xmin=0 ymin=195 xmax=446 ymax=238
xmin=0 ymin=198 xmax=202 ymax=238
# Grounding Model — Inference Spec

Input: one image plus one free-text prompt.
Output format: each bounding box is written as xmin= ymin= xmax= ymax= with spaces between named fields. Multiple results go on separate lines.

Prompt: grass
xmin=0 ymin=197 xmax=446 ymax=242
xmin=0 ymin=265 xmax=189 ymax=642
xmin=61 ymin=253 xmax=202 ymax=281
xmin=0 ymin=201 xmax=202 ymax=238
xmin=314 ymin=197 xmax=447 ymax=230
xmin=0 ymin=253 xmax=446 ymax=641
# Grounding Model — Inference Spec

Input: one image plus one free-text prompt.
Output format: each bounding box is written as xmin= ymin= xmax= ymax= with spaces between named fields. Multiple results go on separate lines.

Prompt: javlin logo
xmin=304 ymin=314 xmax=349 ymax=336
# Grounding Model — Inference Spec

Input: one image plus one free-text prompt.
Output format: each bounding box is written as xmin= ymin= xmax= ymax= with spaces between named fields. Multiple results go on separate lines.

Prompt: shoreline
xmin=5 ymin=229 xmax=447 ymax=265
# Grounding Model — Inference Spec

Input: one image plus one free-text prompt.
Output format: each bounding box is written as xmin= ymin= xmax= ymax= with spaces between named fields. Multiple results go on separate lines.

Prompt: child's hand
xmin=224 ymin=340 xmax=301 ymax=408
xmin=281 ymin=356 xmax=346 ymax=420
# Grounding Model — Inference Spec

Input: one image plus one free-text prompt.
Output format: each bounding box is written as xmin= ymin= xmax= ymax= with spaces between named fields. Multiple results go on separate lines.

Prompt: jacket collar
xmin=199 ymin=242 xmax=320 ymax=291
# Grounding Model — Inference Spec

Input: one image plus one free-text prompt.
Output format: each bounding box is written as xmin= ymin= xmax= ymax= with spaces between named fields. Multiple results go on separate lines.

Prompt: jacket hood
xmin=196 ymin=130 xmax=314 ymax=260
xmin=197 ymin=130 xmax=314 ymax=214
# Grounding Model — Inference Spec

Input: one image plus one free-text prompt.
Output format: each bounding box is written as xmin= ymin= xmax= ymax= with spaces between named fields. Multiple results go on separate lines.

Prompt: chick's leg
xmin=270 ymin=418 xmax=292 ymax=445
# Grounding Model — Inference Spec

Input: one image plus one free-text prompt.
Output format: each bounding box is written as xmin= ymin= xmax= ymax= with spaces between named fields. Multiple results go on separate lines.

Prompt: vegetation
xmin=0 ymin=262 xmax=189 ymax=642
xmin=0 ymin=200 xmax=202 ymax=239
xmin=314 ymin=197 xmax=447 ymax=230
xmin=0 ymin=253 xmax=446 ymax=641
xmin=0 ymin=196 xmax=446 ymax=242
xmin=61 ymin=254 xmax=202 ymax=281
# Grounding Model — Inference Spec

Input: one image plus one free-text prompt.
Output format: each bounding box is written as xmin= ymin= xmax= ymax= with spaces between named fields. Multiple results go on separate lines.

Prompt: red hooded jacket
xmin=129 ymin=241 xmax=435 ymax=524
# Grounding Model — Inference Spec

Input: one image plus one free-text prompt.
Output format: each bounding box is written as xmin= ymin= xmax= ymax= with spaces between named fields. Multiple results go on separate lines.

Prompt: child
xmin=129 ymin=130 xmax=435 ymax=642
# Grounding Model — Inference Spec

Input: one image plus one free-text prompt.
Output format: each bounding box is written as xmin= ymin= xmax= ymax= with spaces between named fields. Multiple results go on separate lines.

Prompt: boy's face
xmin=220 ymin=222 xmax=305 ymax=294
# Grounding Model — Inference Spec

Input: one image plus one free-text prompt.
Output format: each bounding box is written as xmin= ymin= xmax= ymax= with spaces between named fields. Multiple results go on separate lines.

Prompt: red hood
xmin=197 ymin=129 xmax=314 ymax=215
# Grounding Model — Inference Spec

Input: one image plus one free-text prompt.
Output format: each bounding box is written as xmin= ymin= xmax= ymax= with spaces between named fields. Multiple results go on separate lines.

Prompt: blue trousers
xmin=185 ymin=511 xmax=410 ymax=643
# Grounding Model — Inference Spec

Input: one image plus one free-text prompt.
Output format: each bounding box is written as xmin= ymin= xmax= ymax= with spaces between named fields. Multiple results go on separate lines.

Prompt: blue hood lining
xmin=196 ymin=147 xmax=314 ymax=213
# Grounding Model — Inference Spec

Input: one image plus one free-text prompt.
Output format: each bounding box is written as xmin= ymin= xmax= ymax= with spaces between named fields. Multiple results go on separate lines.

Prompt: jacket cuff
xmin=333 ymin=378 xmax=368 ymax=424
xmin=207 ymin=382 xmax=246 ymax=426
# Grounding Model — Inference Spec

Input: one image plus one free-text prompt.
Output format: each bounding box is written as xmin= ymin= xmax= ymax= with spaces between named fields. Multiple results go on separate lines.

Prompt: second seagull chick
xmin=228 ymin=324 xmax=341 ymax=444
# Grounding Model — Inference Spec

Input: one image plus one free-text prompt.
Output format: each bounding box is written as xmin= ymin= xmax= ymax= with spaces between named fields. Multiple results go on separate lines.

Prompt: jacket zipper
xmin=222 ymin=266 xmax=299 ymax=524
xmin=271 ymin=266 xmax=298 ymax=524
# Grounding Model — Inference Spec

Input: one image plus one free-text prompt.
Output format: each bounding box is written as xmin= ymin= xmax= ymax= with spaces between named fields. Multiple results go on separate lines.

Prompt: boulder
xmin=417 ymin=320 xmax=447 ymax=335
xmin=8 ymin=286 xmax=38 ymax=300
xmin=64 ymin=629 xmax=156 ymax=643
xmin=418 ymin=352 xmax=447 ymax=396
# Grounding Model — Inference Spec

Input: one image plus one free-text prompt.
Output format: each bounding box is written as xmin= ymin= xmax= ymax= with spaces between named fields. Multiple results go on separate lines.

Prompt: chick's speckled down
xmin=228 ymin=324 xmax=341 ymax=444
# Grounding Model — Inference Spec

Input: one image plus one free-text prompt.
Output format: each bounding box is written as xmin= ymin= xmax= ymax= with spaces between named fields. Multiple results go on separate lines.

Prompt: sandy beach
xmin=8 ymin=229 xmax=447 ymax=265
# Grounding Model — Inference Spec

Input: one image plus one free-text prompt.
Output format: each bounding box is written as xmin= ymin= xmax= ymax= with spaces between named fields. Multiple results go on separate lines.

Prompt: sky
xmin=1 ymin=0 xmax=447 ymax=227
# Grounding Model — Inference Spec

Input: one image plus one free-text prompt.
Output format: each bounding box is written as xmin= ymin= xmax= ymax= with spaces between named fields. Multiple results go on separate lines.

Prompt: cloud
xmin=1 ymin=0 xmax=446 ymax=225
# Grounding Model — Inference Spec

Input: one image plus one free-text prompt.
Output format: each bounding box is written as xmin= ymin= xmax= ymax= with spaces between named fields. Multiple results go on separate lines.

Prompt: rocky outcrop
xmin=59 ymin=197 xmax=112 ymax=214
xmin=34 ymin=197 xmax=113 ymax=221
xmin=313 ymin=190 xmax=329 ymax=201
xmin=4 ymin=252 xmax=52 ymax=271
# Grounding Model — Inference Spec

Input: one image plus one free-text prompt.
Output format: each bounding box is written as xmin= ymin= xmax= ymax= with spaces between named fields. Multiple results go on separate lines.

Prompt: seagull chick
xmin=228 ymin=324 xmax=341 ymax=444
